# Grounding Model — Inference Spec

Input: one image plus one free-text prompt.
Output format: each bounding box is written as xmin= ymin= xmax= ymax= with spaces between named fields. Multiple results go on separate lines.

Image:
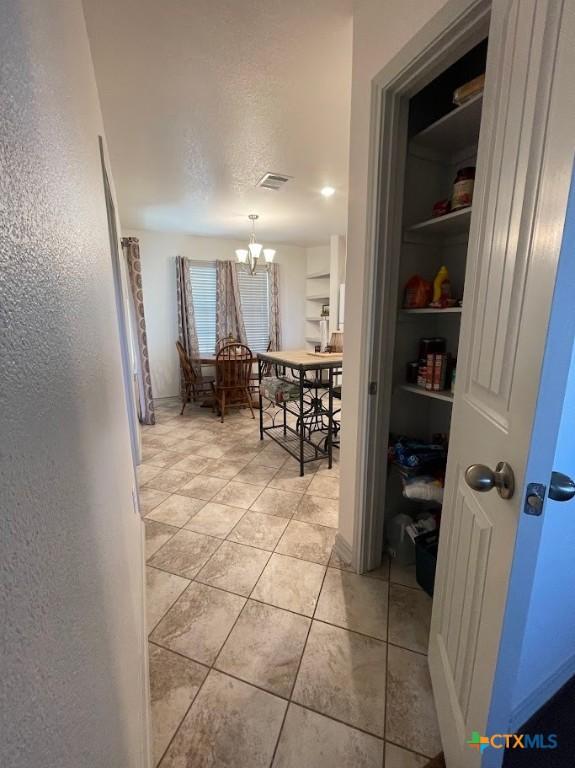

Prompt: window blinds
xmin=237 ymin=266 xmax=270 ymax=353
xmin=188 ymin=261 xmax=217 ymax=356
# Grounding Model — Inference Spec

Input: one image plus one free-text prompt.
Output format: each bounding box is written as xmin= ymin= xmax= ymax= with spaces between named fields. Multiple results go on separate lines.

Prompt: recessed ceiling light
xmin=321 ymin=186 xmax=335 ymax=198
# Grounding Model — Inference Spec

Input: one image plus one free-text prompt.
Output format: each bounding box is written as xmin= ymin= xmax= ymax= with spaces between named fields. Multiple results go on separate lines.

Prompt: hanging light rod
xmin=235 ymin=214 xmax=276 ymax=276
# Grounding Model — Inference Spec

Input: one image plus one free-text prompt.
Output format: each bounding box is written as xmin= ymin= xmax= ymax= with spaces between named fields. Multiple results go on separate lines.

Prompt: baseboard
xmin=510 ymin=654 xmax=575 ymax=730
xmin=334 ymin=532 xmax=354 ymax=570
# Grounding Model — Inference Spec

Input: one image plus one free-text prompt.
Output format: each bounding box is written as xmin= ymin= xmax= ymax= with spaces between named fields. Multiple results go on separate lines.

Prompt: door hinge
xmin=368 ymin=381 xmax=377 ymax=395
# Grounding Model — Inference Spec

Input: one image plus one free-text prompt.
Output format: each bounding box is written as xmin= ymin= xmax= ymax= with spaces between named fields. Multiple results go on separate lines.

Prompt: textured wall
xmin=124 ymin=229 xmax=307 ymax=399
xmin=0 ymin=2 xmax=148 ymax=767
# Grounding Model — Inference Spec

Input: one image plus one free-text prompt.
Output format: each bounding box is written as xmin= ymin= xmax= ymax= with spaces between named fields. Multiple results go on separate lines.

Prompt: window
xmin=189 ymin=261 xmax=217 ymax=356
xmin=237 ymin=266 xmax=270 ymax=353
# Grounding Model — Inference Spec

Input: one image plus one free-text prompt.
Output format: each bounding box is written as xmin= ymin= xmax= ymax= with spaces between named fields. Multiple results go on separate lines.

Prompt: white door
xmin=428 ymin=1 xmax=575 ymax=765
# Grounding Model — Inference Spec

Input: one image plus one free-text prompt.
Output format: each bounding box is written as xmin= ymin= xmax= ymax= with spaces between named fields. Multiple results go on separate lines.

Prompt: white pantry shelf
xmin=399 ymin=384 xmax=454 ymax=404
xmin=407 ymin=206 xmax=472 ymax=238
xmin=410 ymin=93 xmax=483 ymax=156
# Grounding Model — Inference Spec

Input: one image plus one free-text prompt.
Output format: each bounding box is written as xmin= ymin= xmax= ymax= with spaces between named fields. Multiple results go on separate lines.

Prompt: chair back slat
xmin=216 ymin=343 xmax=252 ymax=390
xmin=176 ymin=340 xmax=197 ymax=383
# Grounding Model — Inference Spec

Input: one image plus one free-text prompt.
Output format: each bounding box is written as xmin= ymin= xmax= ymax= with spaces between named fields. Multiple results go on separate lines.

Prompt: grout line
xmin=383 ymin=556 xmax=391 ymax=768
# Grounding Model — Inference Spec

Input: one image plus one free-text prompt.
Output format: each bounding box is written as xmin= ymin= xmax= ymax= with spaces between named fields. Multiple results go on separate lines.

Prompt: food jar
xmin=451 ymin=166 xmax=475 ymax=210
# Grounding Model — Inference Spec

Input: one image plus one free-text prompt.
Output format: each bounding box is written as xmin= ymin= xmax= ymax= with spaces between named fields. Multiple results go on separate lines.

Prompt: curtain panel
xmin=268 ymin=262 xmax=281 ymax=350
xmin=176 ymin=256 xmax=201 ymax=390
xmin=121 ymin=237 xmax=155 ymax=425
xmin=216 ymin=260 xmax=247 ymax=344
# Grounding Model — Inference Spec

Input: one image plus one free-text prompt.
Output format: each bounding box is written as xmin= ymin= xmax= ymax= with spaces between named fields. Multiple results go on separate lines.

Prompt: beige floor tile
xmin=307 ymin=473 xmax=340 ymax=500
xmin=273 ymin=704 xmax=383 ymax=768
xmin=216 ymin=600 xmax=310 ymax=697
xmin=292 ymin=621 xmax=386 ymax=737
xmin=328 ymin=547 xmax=355 ymax=572
xmin=145 ymin=494 xmax=206 ymax=527
xmin=143 ymin=435 xmax=182 ymax=451
xmin=252 ymin=444 xmax=288 ymax=469
xmin=141 ymin=446 xmax=161 ymax=461
xmin=294 ymin=494 xmax=339 ymax=528
xmin=138 ymin=464 xmax=163 ymax=486
xmin=228 ymin=511 xmax=289 ymax=551
xmin=276 ymin=520 xmax=336 ymax=565
xmin=168 ymin=454 xmax=212 ymax=475
xmin=150 ymin=582 xmax=245 ymax=664
xmin=269 ymin=466 xmax=314 ymax=494
xmin=177 ymin=474 xmax=228 ymax=501
xmin=191 ymin=443 xmax=226 ymax=459
xmin=146 ymin=566 xmax=190 ymax=632
xmin=145 ymin=520 xmax=178 ymax=559
xmin=139 ymin=487 xmax=171 ymax=515
xmin=184 ymin=501 xmax=245 ymax=538
xmin=145 ymin=469 xmax=194 ymax=493
xmin=250 ymin=487 xmax=302 ymax=518
xmin=384 ymin=743 xmax=429 ymax=768
xmin=234 ymin=463 xmax=278 ymax=487
xmin=196 ymin=540 xmax=270 ymax=597
xmin=158 ymin=670 xmax=286 ymax=768
xmin=388 ymin=584 xmax=432 ymax=655
xmin=149 ymin=643 xmax=207 ymax=766
xmin=144 ymin=450 xmax=189 ymax=469
xmin=201 ymin=457 xmax=248 ymax=480
xmin=315 ymin=568 xmax=388 ymax=640
xmin=212 ymin=480 xmax=264 ymax=509
xmin=367 ymin=553 xmax=391 ymax=581
xmin=148 ymin=529 xmax=221 ymax=578
xmin=386 ymin=645 xmax=441 ymax=757
xmin=251 ymin=553 xmax=326 ymax=617
xmin=390 ymin=559 xmax=421 ymax=590
xmin=222 ymin=447 xmax=262 ymax=464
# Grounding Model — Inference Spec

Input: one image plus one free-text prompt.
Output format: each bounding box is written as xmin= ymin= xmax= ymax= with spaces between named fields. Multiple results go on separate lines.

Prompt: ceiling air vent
xmin=257 ymin=172 xmax=292 ymax=191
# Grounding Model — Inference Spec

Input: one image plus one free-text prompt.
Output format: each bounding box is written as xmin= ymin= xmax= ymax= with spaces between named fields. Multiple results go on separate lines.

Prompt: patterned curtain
xmin=121 ymin=237 xmax=155 ymax=425
xmin=176 ymin=256 xmax=201 ymax=385
xmin=216 ymin=260 xmax=247 ymax=344
xmin=268 ymin=262 xmax=281 ymax=350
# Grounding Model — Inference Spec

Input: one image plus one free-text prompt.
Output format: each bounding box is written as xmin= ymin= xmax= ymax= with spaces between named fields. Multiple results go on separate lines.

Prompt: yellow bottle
xmin=432 ymin=265 xmax=450 ymax=305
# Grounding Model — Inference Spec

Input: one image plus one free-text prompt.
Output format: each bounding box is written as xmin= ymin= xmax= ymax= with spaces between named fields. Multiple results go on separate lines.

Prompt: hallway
xmin=141 ymin=399 xmax=440 ymax=767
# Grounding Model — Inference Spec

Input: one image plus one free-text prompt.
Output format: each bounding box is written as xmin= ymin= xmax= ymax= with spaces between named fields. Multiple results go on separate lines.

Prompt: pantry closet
xmin=384 ymin=40 xmax=488 ymax=588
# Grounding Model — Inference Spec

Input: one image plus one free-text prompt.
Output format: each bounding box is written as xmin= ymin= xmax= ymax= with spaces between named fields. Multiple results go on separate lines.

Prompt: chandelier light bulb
xmin=263 ymin=248 xmax=276 ymax=263
xmin=235 ymin=249 xmax=248 ymax=263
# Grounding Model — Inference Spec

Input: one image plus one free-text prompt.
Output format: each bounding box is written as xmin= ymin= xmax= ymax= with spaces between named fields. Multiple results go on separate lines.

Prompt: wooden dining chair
xmin=215 ymin=335 xmax=237 ymax=354
xmin=214 ymin=343 xmax=254 ymax=422
xmin=176 ymin=341 xmax=215 ymax=415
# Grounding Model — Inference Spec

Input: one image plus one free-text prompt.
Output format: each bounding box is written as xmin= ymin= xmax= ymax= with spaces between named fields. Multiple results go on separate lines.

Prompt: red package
xmin=404 ymin=275 xmax=432 ymax=309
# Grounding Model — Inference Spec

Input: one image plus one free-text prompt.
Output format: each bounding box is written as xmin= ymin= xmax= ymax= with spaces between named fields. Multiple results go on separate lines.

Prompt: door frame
xmin=354 ymin=0 xmax=491 ymax=573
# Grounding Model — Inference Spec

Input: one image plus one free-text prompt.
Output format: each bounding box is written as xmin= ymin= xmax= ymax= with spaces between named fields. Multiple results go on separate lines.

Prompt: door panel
xmin=429 ymin=0 xmax=574 ymax=765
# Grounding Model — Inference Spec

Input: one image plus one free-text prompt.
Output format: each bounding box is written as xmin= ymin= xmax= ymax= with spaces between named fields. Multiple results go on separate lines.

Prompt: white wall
xmin=125 ymin=229 xmax=307 ymax=399
xmin=1 ymin=2 xmax=148 ymax=766
xmin=339 ymin=0 xmax=448 ymax=549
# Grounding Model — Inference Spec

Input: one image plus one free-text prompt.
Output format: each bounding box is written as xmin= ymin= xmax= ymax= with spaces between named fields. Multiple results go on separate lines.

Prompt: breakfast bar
xmin=257 ymin=349 xmax=343 ymax=476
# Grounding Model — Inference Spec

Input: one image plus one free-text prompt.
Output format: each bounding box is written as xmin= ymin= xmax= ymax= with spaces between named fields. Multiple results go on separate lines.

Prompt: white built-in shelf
xmin=306 ymin=316 xmax=322 ymax=322
xmin=410 ymin=93 xmax=483 ymax=156
xmin=307 ymin=270 xmax=330 ymax=279
xmin=401 ymin=307 xmax=462 ymax=315
xmin=407 ymin=207 xmax=472 ymax=238
xmin=306 ymin=294 xmax=330 ymax=301
xmin=400 ymin=384 xmax=454 ymax=404
xmin=305 ymin=336 xmax=321 ymax=344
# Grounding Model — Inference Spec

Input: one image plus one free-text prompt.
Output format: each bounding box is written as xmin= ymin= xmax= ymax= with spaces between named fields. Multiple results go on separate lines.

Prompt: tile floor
xmin=141 ymin=398 xmax=440 ymax=767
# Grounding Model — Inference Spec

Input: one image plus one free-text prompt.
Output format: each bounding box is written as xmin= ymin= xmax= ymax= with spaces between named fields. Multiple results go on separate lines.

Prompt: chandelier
xmin=235 ymin=214 xmax=276 ymax=276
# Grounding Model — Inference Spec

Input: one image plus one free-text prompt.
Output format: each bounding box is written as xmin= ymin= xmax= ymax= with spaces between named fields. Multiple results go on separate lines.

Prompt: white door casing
xmin=429 ymin=1 xmax=575 ymax=765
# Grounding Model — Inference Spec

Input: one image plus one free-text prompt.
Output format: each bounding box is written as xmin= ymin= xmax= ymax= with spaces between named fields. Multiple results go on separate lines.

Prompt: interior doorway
xmin=353 ymin=0 xmax=575 ymax=764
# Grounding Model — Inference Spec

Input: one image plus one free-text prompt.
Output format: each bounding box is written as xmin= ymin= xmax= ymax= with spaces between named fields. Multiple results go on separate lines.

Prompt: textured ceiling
xmin=83 ymin=0 xmax=353 ymax=245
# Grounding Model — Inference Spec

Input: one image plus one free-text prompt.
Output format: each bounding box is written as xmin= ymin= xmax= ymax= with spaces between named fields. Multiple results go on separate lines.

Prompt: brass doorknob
xmin=465 ymin=462 xmax=515 ymax=499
